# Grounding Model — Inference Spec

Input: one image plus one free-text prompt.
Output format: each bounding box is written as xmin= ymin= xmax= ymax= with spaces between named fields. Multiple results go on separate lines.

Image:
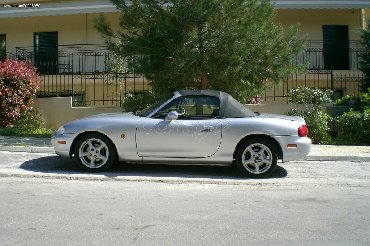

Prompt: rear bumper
xmin=275 ymin=136 xmax=311 ymax=162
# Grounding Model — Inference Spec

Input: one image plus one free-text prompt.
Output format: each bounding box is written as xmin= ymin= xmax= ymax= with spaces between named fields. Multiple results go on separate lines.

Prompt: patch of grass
xmin=0 ymin=127 xmax=53 ymax=138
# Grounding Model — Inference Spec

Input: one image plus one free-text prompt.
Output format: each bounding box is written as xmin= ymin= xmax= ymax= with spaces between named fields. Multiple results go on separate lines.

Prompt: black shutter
xmin=323 ymin=25 xmax=350 ymax=70
xmin=34 ymin=32 xmax=58 ymax=74
xmin=0 ymin=34 xmax=6 ymax=61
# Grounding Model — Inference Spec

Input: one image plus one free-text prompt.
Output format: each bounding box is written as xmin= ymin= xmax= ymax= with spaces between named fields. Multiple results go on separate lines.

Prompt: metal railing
xmin=10 ymin=41 xmax=367 ymax=105
xmin=15 ymin=44 xmax=148 ymax=106
xmin=296 ymin=40 xmax=365 ymax=70
xmin=264 ymin=70 xmax=365 ymax=103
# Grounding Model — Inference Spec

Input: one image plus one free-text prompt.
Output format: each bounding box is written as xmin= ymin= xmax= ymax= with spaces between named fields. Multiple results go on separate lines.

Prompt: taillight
xmin=298 ymin=125 xmax=308 ymax=137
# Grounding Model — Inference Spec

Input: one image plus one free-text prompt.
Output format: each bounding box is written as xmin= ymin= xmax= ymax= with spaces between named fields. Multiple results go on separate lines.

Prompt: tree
xmin=360 ymin=20 xmax=370 ymax=91
xmin=94 ymin=0 xmax=304 ymax=101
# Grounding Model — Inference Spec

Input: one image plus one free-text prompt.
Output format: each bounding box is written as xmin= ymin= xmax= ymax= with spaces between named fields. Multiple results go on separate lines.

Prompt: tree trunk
xmin=200 ymin=72 xmax=208 ymax=89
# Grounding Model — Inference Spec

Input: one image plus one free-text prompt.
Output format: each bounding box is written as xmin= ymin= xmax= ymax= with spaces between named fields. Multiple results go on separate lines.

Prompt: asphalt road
xmin=0 ymin=151 xmax=369 ymax=245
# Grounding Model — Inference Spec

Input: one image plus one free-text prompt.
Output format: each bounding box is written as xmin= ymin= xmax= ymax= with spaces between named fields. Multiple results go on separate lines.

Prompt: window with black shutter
xmin=34 ymin=32 xmax=58 ymax=74
xmin=323 ymin=25 xmax=350 ymax=70
xmin=0 ymin=34 xmax=6 ymax=61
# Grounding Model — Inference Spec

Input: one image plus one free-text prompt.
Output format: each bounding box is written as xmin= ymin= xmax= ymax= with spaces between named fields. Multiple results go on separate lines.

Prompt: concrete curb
xmin=0 ymin=145 xmax=368 ymax=162
xmin=0 ymin=146 xmax=55 ymax=154
xmin=306 ymin=156 xmax=370 ymax=162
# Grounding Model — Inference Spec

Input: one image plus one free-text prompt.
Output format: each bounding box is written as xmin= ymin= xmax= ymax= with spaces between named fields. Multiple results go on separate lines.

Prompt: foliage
xmin=334 ymin=95 xmax=358 ymax=106
xmin=286 ymin=87 xmax=333 ymax=144
xmin=94 ymin=0 xmax=304 ymax=101
xmin=246 ymin=95 xmax=263 ymax=104
xmin=0 ymin=59 xmax=39 ymax=127
xmin=287 ymin=109 xmax=332 ymax=144
xmin=12 ymin=109 xmax=44 ymax=133
xmin=121 ymin=91 xmax=157 ymax=112
xmin=0 ymin=109 xmax=52 ymax=137
xmin=360 ymin=20 xmax=370 ymax=91
xmin=362 ymin=87 xmax=370 ymax=110
xmin=287 ymin=87 xmax=332 ymax=109
xmin=336 ymin=110 xmax=370 ymax=145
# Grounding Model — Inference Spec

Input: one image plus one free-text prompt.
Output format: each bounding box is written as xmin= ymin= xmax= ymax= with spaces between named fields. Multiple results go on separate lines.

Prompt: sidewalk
xmin=0 ymin=136 xmax=369 ymax=161
xmin=0 ymin=136 xmax=54 ymax=153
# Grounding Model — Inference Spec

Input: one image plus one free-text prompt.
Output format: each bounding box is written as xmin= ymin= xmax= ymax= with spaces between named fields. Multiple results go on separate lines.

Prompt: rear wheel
xmin=73 ymin=133 xmax=117 ymax=172
xmin=235 ymin=138 xmax=277 ymax=178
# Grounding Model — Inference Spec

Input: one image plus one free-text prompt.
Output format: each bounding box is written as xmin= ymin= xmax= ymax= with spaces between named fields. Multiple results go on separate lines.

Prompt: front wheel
xmin=235 ymin=138 xmax=277 ymax=178
xmin=73 ymin=133 xmax=117 ymax=172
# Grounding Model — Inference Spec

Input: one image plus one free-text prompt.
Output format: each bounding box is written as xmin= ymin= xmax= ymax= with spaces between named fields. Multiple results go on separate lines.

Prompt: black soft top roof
xmin=177 ymin=90 xmax=255 ymax=118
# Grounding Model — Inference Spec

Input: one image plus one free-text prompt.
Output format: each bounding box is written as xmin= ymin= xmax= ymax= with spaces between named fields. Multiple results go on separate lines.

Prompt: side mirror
xmin=165 ymin=111 xmax=179 ymax=121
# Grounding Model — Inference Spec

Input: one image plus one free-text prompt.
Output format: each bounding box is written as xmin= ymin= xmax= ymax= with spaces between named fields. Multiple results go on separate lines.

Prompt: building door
xmin=0 ymin=34 xmax=6 ymax=61
xmin=323 ymin=25 xmax=349 ymax=70
xmin=34 ymin=32 xmax=58 ymax=74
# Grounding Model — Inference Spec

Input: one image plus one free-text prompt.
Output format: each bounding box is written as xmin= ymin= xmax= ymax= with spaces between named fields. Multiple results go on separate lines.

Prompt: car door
xmin=136 ymin=95 xmax=222 ymax=158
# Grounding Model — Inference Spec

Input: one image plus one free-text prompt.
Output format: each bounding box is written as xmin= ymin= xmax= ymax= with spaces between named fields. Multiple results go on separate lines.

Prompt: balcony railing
xmin=14 ymin=40 xmax=366 ymax=75
xmin=15 ymin=44 xmax=114 ymax=74
xmin=296 ymin=40 xmax=365 ymax=70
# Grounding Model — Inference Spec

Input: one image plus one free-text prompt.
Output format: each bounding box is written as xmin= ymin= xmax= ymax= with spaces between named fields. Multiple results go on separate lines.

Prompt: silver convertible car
xmin=52 ymin=90 xmax=311 ymax=177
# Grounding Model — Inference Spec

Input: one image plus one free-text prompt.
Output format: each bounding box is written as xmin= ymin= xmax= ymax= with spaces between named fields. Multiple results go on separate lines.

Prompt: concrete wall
xmin=247 ymin=104 xmax=312 ymax=115
xmin=34 ymin=97 xmax=313 ymax=130
xmin=34 ymin=97 xmax=122 ymax=129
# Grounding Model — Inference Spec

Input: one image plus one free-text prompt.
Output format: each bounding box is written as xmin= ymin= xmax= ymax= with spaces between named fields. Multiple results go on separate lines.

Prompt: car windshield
xmin=136 ymin=98 xmax=170 ymax=117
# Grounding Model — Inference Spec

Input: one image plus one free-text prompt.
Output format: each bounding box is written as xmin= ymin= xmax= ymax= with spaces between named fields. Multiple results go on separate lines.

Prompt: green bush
xmin=287 ymin=109 xmax=332 ymax=144
xmin=362 ymin=88 xmax=370 ymax=110
xmin=13 ymin=109 xmax=44 ymax=133
xmin=0 ymin=109 xmax=52 ymax=136
xmin=334 ymin=95 xmax=358 ymax=106
xmin=287 ymin=87 xmax=332 ymax=108
xmin=121 ymin=91 xmax=157 ymax=113
xmin=287 ymin=87 xmax=333 ymax=144
xmin=336 ymin=110 xmax=370 ymax=145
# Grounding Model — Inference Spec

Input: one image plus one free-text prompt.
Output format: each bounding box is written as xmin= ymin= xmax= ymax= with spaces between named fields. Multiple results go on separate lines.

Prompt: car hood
xmin=62 ymin=112 xmax=140 ymax=133
xmin=257 ymin=113 xmax=305 ymax=123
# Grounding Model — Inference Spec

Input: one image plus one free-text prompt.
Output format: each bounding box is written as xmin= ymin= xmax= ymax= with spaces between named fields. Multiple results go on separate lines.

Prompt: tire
xmin=73 ymin=133 xmax=117 ymax=172
xmin=235 ymin=138 xmax=278 ymax=178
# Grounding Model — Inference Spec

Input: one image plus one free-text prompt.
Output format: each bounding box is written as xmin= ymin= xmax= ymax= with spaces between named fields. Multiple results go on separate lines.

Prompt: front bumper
xmin=51 ymin=132 xmax=75 ymax=158
xmin=275 ymin=136 xmax=311 ymax=162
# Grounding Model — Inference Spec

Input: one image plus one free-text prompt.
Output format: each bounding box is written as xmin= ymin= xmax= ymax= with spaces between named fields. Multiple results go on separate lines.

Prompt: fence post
xmin=71 ymin=53 xmax=74 ymax=105
xmin=330 ymin=70 xmax=334 ymax=92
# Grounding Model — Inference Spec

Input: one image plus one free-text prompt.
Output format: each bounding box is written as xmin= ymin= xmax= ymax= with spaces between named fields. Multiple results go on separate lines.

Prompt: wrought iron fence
xmin=264 ymin=70 xmax=365 ymax=103
xmin=296 ymin=40 xmax=365 ymax=70
xmin=15 ymin=44 xmax=148 ymax=106
xmin=10 ymin=41 xmax=367 ymax=106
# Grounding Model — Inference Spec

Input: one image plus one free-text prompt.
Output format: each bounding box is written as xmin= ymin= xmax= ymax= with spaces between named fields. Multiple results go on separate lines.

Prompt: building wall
xmin=0 ymin=12 xmax=119 ymax=53
xmin=276 ymin=9 xmax=363 ymax=40
xmin=365 ymin=8 xmax=370 ymax=23
xmin=2 ymin=0 xmax=55 ymax=3
xmin=1 ymin=8 xmax=365 ymax=54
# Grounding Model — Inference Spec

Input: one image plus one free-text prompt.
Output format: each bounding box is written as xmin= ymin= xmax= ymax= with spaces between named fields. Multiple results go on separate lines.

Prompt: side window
xmin=152 ymin=98 xmax=180 ymax=119
xmin=152 ymin=95 xmax=220 ymax=119
xmin=179 ymin=96 xmax=220 ymax=119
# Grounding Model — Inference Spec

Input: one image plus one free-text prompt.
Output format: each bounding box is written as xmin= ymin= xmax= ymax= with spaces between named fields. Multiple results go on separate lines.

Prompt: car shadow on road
xmin=19 ymin=156 xmax=288 ymax=180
